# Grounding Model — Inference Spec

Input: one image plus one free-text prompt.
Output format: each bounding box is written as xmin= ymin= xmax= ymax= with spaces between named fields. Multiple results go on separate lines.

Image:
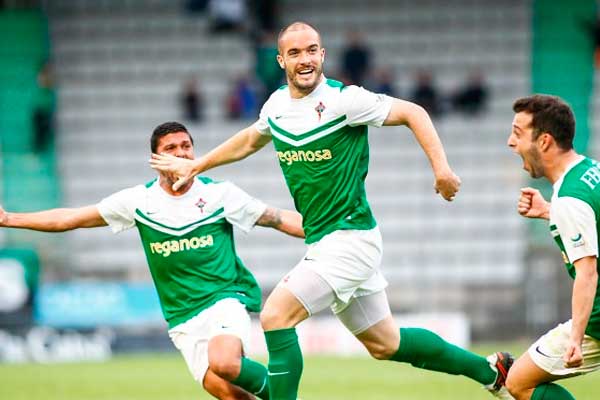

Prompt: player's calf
xmin=352 ymin=319 xmax=397 ymax=360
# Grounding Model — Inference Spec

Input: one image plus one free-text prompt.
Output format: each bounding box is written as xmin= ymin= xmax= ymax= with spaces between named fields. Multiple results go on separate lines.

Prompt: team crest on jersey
xmin=315 ymin=101 xmax=326 ymax=121
xmin=195 ymin=197 xmax=207 ymax=213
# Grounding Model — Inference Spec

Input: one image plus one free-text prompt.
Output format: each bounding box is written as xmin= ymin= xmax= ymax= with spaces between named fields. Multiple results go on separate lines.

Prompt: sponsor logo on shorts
xmin=277 ymin=149 xmax=332 ymax=166
xmin=149 ymin=235 xmax=214 ymax=257
xmin=535 ymin=345 xmax=554 ymax=358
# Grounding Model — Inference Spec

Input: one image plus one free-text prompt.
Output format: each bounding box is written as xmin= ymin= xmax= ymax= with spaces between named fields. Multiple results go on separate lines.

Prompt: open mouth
xmin=297 ymin=67 xmax=314 ymax=77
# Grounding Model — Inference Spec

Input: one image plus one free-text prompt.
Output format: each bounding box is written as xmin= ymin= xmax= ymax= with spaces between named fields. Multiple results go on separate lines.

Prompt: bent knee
xmin=505 ymin=372 xmax=528 ymax=399
xmin=209 ymin=358 xmax=242 ymax=382
xmin=364 ymin=341 xmax=397 ymax=360
xmin=260 ymin=307 xmax=285 ymax=330
xmin=260 ymin=304 xmax=299 ymax=330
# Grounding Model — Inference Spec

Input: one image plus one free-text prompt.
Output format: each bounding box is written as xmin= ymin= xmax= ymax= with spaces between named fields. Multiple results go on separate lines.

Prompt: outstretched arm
xmin=255 ymin=206 xmax=304 ymax=239
xmin=150 ymin=125 xmax=272 ymax=190
xmin=564 ymin=255 xmax=598 ymax=368
xmin=0 ymin=205 xmax=107 ymax=232
xmin=383 ymin=99 xmax=460 ymax=201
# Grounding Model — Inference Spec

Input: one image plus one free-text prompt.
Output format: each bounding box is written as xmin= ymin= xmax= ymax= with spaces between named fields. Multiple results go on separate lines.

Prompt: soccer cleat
xmin=485 ymin=352 xmax=515 ymax=399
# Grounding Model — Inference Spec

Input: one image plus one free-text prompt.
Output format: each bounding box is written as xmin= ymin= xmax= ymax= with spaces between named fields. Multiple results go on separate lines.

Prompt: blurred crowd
xmin=177 ymin=1 xmax=489 ymax=123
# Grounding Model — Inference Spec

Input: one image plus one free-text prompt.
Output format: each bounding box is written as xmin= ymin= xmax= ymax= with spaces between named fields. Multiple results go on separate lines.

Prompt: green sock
xmin=264 ymin=328 xmax=303 ymax=400
xmin=390 ymin=327 xmax=496 ymax=385
xmin=531 ymin=383 xmax=575 ymax=400
xmin=231 ymin=357 xmax=270 ymax=400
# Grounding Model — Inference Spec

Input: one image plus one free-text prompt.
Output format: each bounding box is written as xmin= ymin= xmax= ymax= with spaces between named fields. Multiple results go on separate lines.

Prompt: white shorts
xmin=168 ymin=298 xmax=251 ymax=383
xmin=528 ymin=319 xmax=600 ymax=376
xmin=279 ymin=227 xmax=387 ymax=315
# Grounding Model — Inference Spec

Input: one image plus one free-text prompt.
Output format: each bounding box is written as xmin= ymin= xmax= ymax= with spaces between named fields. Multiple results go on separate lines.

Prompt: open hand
xmin=149 ymin=153 xmax=196 ymax=191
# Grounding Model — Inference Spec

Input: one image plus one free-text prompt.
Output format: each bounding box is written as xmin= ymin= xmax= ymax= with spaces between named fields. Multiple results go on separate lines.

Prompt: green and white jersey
xmin=97 ymin=177 xmax=267 ymax=329
xmin=550 ymin=156 xmax=600 ymax=339
xmin=254 ymin=78 xmax=393 ymax=244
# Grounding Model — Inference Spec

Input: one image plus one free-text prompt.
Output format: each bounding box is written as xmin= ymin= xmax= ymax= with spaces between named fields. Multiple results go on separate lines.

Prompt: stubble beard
xmin=287 ymin=63 xmax=323 ymax=96
xmin=527 ymin=146 xmax=544 ymax=179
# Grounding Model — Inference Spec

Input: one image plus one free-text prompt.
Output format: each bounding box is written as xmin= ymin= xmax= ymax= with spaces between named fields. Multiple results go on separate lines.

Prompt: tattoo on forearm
xmin=258 ymin=208 xmax=282 ymax=228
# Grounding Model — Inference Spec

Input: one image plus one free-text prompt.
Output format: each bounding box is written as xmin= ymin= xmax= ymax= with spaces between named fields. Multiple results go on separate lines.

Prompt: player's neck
xmin=545 ymin=150 xmax=581 ymax=184
xmin=288 ymin=74 xmax=324 ymax=99
xmin=159 ymin=176 xmax=193 ymax=196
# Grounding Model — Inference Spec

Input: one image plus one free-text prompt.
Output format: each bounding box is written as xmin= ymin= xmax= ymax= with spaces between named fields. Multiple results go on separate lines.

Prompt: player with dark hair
xmin=0 ymin=121 xmax=305 ymax=400
xmin=506 ymin=95 xmax=600 ymax=400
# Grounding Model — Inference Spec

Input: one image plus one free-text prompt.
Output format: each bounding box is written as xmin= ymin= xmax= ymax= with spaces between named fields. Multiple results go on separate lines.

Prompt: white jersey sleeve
xmin=97 ymin=185 xmax=144 ymax=234
xmin=221 ymin=182 xmax=268 ymax=233
xmin=254 ymin=98 xmax=272 ymax=136
xmin=551 ymin=196 xmax=598 ymax=262
xmin=341 ymin=86 xmax=393 ymax=127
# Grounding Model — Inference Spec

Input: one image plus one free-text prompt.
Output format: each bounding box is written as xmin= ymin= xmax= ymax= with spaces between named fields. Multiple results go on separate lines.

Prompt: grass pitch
xmin=1 ymin=343 xmax=598 ymax=400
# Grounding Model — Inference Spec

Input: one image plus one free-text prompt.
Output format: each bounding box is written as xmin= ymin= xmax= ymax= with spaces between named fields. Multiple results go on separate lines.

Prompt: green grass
xmin=0 ymin=343 xmax=598 ymax=399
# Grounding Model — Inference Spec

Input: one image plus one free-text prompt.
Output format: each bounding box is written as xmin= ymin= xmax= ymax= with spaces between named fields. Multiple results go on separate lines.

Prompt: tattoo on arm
xmin=257 ymin=207 xmax=282 ymax=228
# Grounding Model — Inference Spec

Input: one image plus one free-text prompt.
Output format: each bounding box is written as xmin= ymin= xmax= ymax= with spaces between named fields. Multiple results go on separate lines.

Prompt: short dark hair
xmin=151 ymin=121 xmax=193 ymax=153
xmin=277 ymin=21 xmax=322 ymax=53
xmin=512 ymin=95 xmax=575 ymax=150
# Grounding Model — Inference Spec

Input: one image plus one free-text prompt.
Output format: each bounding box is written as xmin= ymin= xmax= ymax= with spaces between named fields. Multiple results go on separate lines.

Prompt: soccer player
xmin=505 ymin=95 xmax=600 ymax=400
xmin=150 ymin=22 xmax=513 ymax=399
xmin=0 ymin=121 xmax=305 ymax=400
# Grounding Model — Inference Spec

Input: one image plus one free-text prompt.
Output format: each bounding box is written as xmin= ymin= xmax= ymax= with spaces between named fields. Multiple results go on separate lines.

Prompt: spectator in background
xmin=340 ymin=31 xmax=372 ymax=86
xmin=208 ymin=0 xmax=247 ymax=33
xmin=32 ymin=61 xmax=56 ymax=154
xmin=370 ymin=66 xmax=397 ymax=97
xmin=410 ymin=69 xmax=442 ymax=117
xmin=255 ymin=30 xmax=283 ymax=102
xmin=180 ymin=77 xmax=204 ymax=122
xmin=184 ymin=0 xmax=208 ymax=14
xmin=450 ymin=71 xmax=489 ymax=116
xmin=226 ymin=75 xmax=258 ymax=120
xmin=253 ymin=0 xmax=278 ymax=33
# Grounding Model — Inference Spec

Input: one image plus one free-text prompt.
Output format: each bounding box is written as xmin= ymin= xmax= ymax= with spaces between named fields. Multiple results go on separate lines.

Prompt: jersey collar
xmin=552 ymin=154 xmax=585 ymax=192
xmin=289 ymin=75 xmax=327 ymax=102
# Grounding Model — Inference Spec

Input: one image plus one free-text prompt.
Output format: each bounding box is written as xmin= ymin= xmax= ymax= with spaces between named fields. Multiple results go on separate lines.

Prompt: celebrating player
xmin=0 ymin=121 xmax=305 ymax=400
xmin=151 ymin=22 xmax=513 ymax=399
xmin=505 ymin=95 xmax=600 ymax=400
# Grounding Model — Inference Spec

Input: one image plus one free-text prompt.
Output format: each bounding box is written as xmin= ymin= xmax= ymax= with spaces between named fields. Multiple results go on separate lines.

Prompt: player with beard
xmin=505 ymin=95 xmax=600 ymax=400
xmin=0 ymin=121 xmax=305 ymax=400
xmin=150 ymin=22 xmax=514 ymax=399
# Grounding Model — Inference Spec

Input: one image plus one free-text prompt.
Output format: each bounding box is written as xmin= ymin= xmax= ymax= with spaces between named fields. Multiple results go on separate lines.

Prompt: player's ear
xmin=538 ymin=132 xmax=553 ymax=152
xmin=276 ymin=54 xmax=285 ymax=69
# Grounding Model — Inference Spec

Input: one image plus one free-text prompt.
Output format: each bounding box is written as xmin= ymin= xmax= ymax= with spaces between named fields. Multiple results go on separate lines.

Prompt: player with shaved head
xmin=151 ymin=21 xmax=514 ymax=399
